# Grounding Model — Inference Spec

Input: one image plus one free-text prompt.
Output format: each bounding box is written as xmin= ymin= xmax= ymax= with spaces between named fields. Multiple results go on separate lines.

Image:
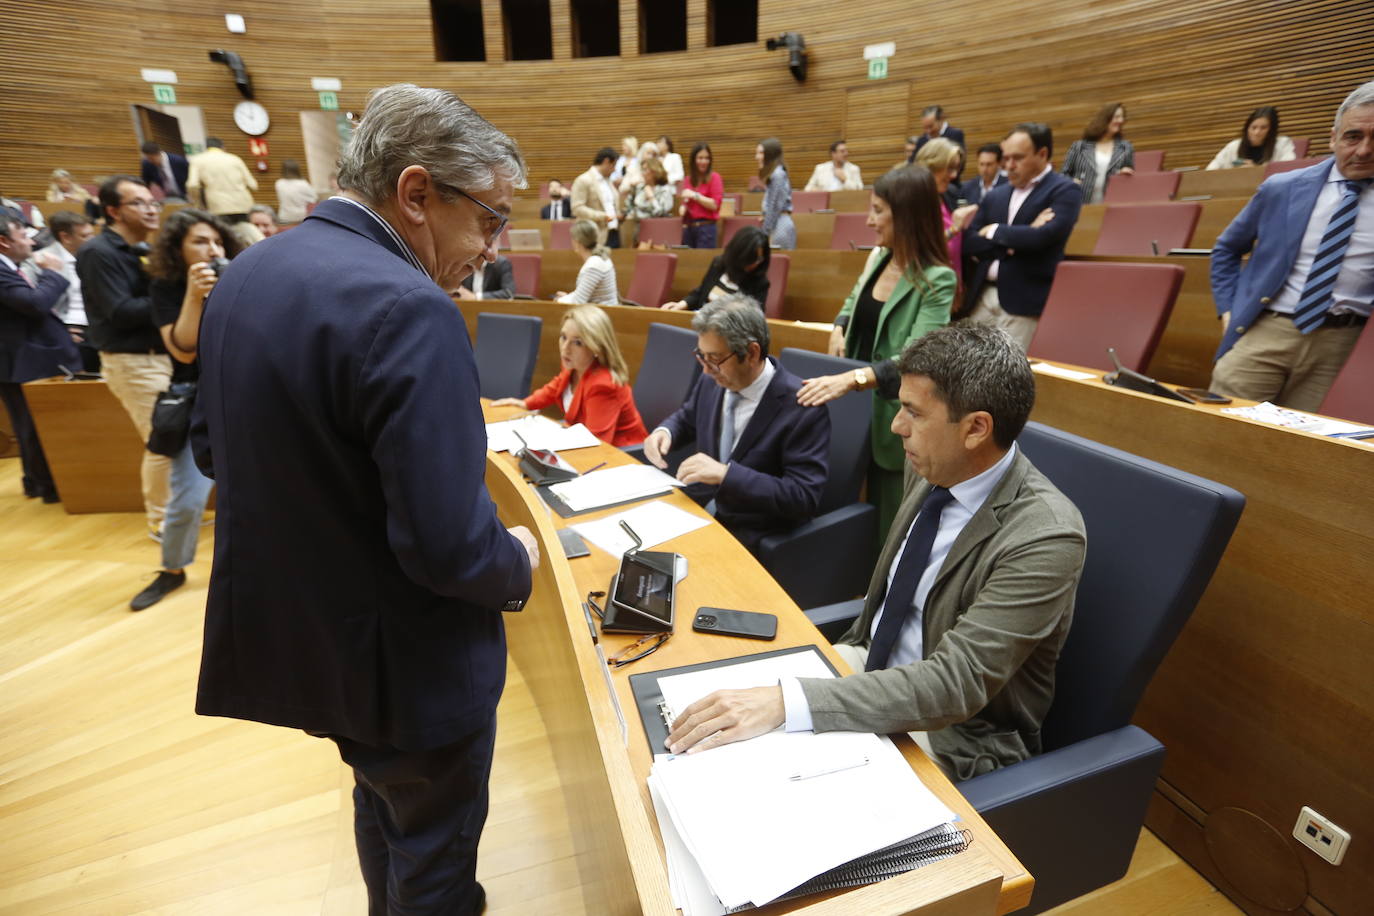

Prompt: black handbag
xmin=147 ymin=381 xmax=197 ymax=456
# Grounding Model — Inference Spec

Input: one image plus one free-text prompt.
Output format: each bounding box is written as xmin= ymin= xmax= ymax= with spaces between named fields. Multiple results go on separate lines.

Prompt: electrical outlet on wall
xmin=1293 ymin=806 xmax=1350 ymax=866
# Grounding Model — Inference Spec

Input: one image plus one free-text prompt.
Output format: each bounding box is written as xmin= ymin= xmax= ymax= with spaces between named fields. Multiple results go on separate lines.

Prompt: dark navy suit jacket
xmin=141 ymin=152 xmax=190 ymax=198
xmin=1211 ymin=158 xmax=1340 ymax=360
xmin=658 ymin=360 xmax=829 ymax=549
xmin=191 ymin=198 xmax=532 ymax=751
xmin=962 ymin=169 xmax=1083 ymax=317
xmin=0 ymin=263 xmax=79 ymax=383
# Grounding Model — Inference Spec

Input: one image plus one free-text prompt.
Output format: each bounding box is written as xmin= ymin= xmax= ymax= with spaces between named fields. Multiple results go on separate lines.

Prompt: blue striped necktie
xmin=1292 ymin=179 xmax=1372 ymax=333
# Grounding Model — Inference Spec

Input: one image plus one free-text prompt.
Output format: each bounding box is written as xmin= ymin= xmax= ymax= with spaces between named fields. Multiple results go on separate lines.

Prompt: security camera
xmin=208 ymin=49 xmax=254 ymax=99
xmin=765 ymin=33 xmax=807 ymax=83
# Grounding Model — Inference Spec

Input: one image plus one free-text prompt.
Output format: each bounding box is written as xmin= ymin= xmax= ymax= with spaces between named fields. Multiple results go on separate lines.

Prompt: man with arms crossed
xmin=667 ymin=326 xmax=1086 ymax=781
xmin=192 ymin=84 xmax=540 ymax=915
xmin=1209 ymin=80 xmax=1374 ymax=411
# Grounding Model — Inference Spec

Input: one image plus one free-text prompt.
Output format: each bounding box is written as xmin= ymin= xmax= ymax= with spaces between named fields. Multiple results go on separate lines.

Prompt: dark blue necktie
xmin=1293 ymin=179 xmax=1371 ymax=333
xmin=866 ymin=486 xmax=955 ymax=672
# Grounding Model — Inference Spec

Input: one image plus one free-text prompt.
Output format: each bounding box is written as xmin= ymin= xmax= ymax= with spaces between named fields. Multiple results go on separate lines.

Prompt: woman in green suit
xmin=797 ymin=165 xmax=956 ymax=538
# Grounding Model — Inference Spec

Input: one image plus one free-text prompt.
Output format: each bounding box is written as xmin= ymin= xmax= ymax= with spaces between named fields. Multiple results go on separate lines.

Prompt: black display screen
xmin=613 ymin=554 xmax=674 ymax=623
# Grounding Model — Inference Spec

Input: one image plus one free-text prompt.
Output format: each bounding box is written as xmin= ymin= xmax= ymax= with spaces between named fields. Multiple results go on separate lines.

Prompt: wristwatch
xmin=853 ymin=368 xmax=870 ymax=389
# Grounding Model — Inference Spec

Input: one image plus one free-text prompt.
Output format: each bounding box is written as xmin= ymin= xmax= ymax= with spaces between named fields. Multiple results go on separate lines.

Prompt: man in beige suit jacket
xmin=570 ymin=147 xmax=620 ymax=247
xmin=667 ymin=326 xmax=1086 ymax=781
xmin=186 ymin=138 xmax=258 ymax=219
xmin=804 ymin=140 xmax=864 ymax=191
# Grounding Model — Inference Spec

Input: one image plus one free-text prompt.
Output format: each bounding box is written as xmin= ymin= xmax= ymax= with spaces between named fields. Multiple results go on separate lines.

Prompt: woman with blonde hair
xmin=555 ymin=219 xmax=619 ymax=305
xmin=915 ymin=137 xmax=967 ymax=281
xmin=492 ymin=305 xmax=647 ymax=446
xmin=46 ymin=169 xmax=92 ymax=204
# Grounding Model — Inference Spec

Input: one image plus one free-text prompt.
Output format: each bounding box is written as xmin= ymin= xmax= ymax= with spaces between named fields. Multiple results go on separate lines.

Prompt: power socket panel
xmin=1293 ymin=806 xmax=1351 ymax=866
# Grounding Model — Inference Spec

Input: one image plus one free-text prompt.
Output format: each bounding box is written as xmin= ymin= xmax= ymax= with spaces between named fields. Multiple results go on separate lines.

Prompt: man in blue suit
xmin=962 ymin=122 xmax=1084 ymax=350
xmin=140 ymin=141 xmax=189 ymax=200
xmin=192 ymin=84 xmax=540 ymax=915
xmin=913 ymin=105 xmax=966 ymax=154
xmin=0 ymin=213 xmax=80 ymax=502
xmin=961 ymin=143 xmax=1009 ymax=207
xmin=1210 ymin=81 xmax=1374 ymax=411
xmin=643 ymin=295 xmax=830 ymax=552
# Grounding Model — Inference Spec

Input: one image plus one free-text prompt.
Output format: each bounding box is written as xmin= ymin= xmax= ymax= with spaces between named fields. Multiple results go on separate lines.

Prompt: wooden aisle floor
xmin=0 ymin=457 xmax=1238 ymax=915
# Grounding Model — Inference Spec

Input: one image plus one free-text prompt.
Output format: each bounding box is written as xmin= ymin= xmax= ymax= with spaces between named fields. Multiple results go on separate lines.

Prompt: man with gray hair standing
xmin=644 ymin=294 xmax=830 ymax=551
xmin=1210 ymin=80 xmax=1374 ymax=410
xmin=192 ymin=84 xmax=540 ymax=914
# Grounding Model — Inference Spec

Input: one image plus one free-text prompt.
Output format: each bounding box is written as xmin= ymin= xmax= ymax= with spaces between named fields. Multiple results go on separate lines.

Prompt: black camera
xmin=765 ymin=32 xmax=807 ymax=82
xmin=209 ymin=257 xmax=230 ymax=276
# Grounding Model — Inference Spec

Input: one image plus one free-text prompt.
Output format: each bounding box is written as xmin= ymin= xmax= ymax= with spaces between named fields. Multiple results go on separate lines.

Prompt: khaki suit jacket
xmin=799 ymin=449 xmax=1086 ymax=781
xmin=570 ymin=167 xmax=616 ymax=243
xmin=804 ymin=161 xmax=863 ymax=191
xmin=187 ymin=147 xmax=259 ymax=216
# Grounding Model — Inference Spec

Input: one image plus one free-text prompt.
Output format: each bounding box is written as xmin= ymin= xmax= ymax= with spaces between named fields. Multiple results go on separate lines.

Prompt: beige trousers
xmin=100 ymin=351 xmax=173 ymax=528
xmin=833 ymin=641 xmax=941 ymax=768
xmin=969 ymin=285 xmax=1039 ymax=352
xmin=1210 ymin=312 xmax=1362 ymax=412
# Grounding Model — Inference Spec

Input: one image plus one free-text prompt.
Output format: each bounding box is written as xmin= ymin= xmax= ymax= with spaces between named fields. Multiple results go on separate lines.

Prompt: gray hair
xmin=337 ymin=83 xmax=527 ymax=205
xmin=896 ymin=324 xmax=1035 ymax=450
xmin=249 ymin=204 xmax=278 ymax=223
xmin=692 ymin=294 xmax=770 ymax=359
xmin=1335 ymin=80 xmax=1374 ymax=128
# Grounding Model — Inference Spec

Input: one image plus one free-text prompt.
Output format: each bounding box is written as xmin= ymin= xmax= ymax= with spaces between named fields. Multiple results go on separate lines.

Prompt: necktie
xmin=866 ymin=486 xmax=956 ymax=672
xmin=718 ymin=390 xmax=740 ymax=460
xmin=1293 ymin=179 xmax=1371 ymax=333
xmin=16 ymin=264 xmax=35 ymax=287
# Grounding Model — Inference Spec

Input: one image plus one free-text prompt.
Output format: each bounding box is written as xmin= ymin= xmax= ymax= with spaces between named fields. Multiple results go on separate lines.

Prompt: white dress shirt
xmin=598 ymin=176 xmax=619 ymax=230
xmin=1269 ymin=165 xmax=1374 ymax=318
xmin=782 ymin=444 xmax=1019 ymax=732
xmin=41 ymin=242 xmax=85 ymax=324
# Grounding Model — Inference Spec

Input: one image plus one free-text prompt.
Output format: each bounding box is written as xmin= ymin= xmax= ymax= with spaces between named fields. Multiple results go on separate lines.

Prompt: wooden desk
xmin=483 ymin=413 xmax=1031 ymax=913
xmin=24 ymin=377 xmax=144 ymax=513
xmin=1028 ymin=361 xmax=1374 ymax=914
xmin=455 ymin=300 xmax=835 ymax=390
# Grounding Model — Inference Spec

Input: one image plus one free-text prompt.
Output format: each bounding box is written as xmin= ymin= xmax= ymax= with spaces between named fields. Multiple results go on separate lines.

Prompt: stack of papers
xmin=547 ymin=464 xmax=683 ymax=512
xmin=1221 ymin=401 xmax=1374 ymax=439
xmin=1030 ymin=362 xmax=1098 ymax=381
xmin=648 ymin=652 xmax=960 ymax=913
xmin=485 ymin=415 xmax=600 ymax=452
xmin=570 ymin=502 xmax=709 ymax=556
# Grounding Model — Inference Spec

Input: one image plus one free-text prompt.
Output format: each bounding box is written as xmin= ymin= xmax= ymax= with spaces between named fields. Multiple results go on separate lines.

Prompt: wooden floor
xmin=0 ymin=456 xmax=1238 ymax=915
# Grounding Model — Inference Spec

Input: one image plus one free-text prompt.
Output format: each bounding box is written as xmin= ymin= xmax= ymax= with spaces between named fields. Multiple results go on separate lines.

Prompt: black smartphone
xmin=693 ymin=607 xmax=777 ymax=640
xmin=1176 ymin=387 xmax=1233 ymax=404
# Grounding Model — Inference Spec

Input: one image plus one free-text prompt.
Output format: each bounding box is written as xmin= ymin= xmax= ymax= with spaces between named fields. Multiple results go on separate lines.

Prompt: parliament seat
xmin=807 ymin=422 xmax=1244 ymax=913
xmin=506 ymin=253 xmax=541 ymax=298
xmin=764 ymin=254 xmax=790 ymax=318
xmin=829 ymin=213 xmax=877 ymax=250
xmin=1028 ymin=261 xmax=1184 ymax=372
xmin=1132 ymin=150 xmax=1167 ymax=172
xmin=791 ymin=190 xmax=830 ymax=213
xmin=620 ymin=252 xmax=676 ymax=308
xmin=1291 ymin=137 xmax=1311 ymax=158
xmin=474 ymin=313 xmax=541 ymax=399
xmin=1265 ymin=156 xmax=1326 ymax=176
xmin=549 ymin=220 xmax=572 ymax=250
xmin=1318 ymin=325 xmax=1374 ymax=425
xmin=720 ymin=216 xmax=762 ymax=247
xmin=637 ymin=217 xmax=683 ymax=247
xmin=1103 ymin=171 xmax=1180 ymax=204
xmin=1092 ymin=202 xmax=1201 ymax=256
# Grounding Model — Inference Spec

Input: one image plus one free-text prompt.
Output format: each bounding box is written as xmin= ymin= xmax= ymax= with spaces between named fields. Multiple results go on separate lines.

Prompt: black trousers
xmin=0 ymin=381 xmax=56 ymax=499
xmin=331 ymin=715 xmax=497 ymax=916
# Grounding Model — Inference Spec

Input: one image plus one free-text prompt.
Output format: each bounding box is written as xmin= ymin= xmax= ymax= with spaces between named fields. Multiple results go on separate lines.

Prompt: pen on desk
xmin=584 ymin=461 xmax=608 ymax=474
xmin=789 ymin=756 xmax=870 ymax=781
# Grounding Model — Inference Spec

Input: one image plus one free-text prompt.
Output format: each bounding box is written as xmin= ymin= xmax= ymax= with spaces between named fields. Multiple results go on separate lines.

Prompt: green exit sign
xmin=318 ymin=91 xmax=338 ymax=111
xmin=153 ymin=83 xmax=177 ymax=104
xmin=867 ymin=57 xmax=888 ymax=80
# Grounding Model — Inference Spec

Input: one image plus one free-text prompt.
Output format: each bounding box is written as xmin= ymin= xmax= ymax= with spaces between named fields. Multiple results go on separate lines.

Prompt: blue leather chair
xmin=624 ymin=323 xmax=701 ymax=465
xmin=806 ymin=422 xmax=1244 ymax=912
xmin=756 ymin=348 xmax=879 ymax=609
xmin=474 ymin=313 xmax=541 ymax=400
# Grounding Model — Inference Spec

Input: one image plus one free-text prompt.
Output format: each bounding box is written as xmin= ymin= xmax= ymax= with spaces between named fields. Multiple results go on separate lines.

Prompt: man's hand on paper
xmin=665 ymin=686 xmax=784 ymax=754
xmin=643 ymin=428 xmax=672 ymax=469
xmin=676 ymin=453 xmax=727 ymax=487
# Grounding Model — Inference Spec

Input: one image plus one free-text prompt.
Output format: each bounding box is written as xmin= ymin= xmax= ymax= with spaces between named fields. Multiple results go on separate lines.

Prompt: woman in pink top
xmin=679 ymin=142 xmax=723 ymax=248
xmin=915 ymin=138 xmax=966 ymax=284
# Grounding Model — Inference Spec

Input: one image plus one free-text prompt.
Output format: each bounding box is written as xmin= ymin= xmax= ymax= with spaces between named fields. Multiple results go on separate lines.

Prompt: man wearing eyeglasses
xmin=77 ymin=175 xmax=174 ymax=542
xmin=644 ymin=295 xmax=829 ymax=551
xmin=191 ymin=84 xmax=538 ymax=916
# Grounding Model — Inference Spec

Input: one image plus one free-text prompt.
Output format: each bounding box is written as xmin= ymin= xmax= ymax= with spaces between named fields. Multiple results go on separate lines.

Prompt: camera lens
xmin=697 ymin=614 xmax=716 ymax=626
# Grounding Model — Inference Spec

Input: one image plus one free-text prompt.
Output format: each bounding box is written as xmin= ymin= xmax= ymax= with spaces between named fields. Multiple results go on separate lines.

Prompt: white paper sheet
xmin=547 ymin=464 xmax=683 ymax=512
xmin=570 ymin=501 xmax=710 ymax=557
xmin=1030 ymin=362 xmax=1098 ymax=381
xmin=1221 ymin=401 xmax=1374 ymax=437
xmin=657 ymin=647 xmax=835 ymax=720
xmin=649 ymin=768 xmax=726 ymax=916
xmin=485 ymin=415 xmax=600 ymax=452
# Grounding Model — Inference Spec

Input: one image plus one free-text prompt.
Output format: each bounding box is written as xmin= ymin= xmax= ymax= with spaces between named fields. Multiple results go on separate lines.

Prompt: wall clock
xmin=234 ymin=100 xmax=270 ymax=136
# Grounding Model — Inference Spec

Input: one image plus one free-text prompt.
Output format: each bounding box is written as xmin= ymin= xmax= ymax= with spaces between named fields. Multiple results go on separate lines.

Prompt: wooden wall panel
xmin=2 ymin=1 xmax=1370 ymax=204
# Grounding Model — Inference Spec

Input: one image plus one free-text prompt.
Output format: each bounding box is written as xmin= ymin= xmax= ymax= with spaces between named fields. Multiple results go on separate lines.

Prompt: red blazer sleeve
xmin=567 ymin=364 xmax=645 ymax=445
xmin=523 ymin=368 xmax=572 ymax=411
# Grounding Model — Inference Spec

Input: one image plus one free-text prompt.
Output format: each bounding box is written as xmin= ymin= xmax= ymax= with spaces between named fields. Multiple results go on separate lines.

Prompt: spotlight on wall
xmin=208 ymin=49 xmax=254 ymax=99
xmin=765 ymin=32 xmax=807 ymax=83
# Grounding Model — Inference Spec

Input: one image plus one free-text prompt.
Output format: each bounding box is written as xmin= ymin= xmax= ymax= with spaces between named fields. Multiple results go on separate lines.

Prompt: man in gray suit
xmin=666 ymin=326 xmax=1086 ymax=781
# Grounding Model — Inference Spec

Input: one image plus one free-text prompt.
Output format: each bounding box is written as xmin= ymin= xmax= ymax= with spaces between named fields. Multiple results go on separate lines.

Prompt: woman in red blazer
xmin=492 ymin=305 xmax=647 ymax=446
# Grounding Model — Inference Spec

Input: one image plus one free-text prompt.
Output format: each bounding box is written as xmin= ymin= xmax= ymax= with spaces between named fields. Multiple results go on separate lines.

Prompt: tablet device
xmin=602 ymin=550 xmax=677 ymax=634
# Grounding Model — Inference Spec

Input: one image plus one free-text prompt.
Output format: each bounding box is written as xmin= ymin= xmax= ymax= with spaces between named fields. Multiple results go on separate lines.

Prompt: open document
xmin=546 ymin=464 xmax=683 ymax=513
xmin=485 ymin=414 xmax=600 ymax=452
xmin=647 ymin=650 xmax=962 ymax=911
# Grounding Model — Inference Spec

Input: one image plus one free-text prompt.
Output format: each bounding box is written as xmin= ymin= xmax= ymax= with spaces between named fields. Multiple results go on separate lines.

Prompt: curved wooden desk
xmin=482 ymin=406 xmax=1031 ymax=914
